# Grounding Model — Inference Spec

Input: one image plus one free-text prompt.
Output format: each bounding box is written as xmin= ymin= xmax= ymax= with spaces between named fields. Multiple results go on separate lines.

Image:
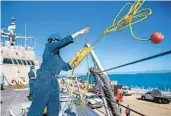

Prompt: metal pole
xmin=85 ymin=42 xmax=108 ymax=78
xmin=95 ymin=75 xmax=112 ymax=116
xmin=24 ymin=23 xmax=27 ymax=47
xmin=85 ymin=42 xmax=111 ymax=116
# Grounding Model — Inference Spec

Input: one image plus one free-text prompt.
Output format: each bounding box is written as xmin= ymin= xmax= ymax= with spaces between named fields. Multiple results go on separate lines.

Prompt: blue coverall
xmin=28 ymin=35 xmax=73 ymax=116
xmin=28 ymin=66 xmax=36 ymax=95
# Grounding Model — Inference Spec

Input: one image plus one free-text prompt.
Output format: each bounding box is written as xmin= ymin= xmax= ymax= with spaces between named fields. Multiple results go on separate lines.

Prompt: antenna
xmin=24 ymin=23 xmax=27 ymax=47
xmin=34 ymin=38 xmax=36 ymax=50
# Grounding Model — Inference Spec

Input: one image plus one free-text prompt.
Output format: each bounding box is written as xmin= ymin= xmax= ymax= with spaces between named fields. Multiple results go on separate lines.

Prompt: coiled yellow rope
xmin=69 ymin=47 xmax=93 ymax=69
xmin=92 ymin=0 xmax=152 ymax=46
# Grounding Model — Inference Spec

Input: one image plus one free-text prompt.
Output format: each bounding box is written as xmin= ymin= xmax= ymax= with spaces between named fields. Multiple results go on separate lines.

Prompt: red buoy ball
xmin=151 ymin=32 xmax=164 ymax=44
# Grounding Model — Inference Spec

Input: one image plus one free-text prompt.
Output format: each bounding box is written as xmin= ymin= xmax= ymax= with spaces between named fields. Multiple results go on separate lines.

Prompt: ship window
xmin=12 ymin=59 xmax=18 ymax=65
xmin=30 ymin=60 xmax=35 ymax=65
xmin=22 ymin=60 xmax=27 ymax=65
xmin=27 ymin=60 xmax=31 ymax=65
xmin=3 ymin=58 xmax=13 ymax=64
xmin=17 ymin=59 xmax=23 ymax=65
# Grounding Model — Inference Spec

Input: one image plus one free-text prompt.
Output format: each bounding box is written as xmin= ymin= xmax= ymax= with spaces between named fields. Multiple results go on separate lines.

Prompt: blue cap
xmin=30 ymin=65 xmax=35 ymax=70
xmin=49 ymin=33 xmax=62 ymax=40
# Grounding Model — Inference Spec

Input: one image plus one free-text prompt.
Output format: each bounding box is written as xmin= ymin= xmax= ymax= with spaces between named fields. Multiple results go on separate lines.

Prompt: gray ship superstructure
xmin=0 ymin=17 xmax=39 ymax=86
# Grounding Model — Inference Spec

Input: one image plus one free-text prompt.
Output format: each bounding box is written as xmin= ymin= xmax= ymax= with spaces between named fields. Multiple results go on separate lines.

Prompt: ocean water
xmin=79 ymin=73 xmax=171 ymax=91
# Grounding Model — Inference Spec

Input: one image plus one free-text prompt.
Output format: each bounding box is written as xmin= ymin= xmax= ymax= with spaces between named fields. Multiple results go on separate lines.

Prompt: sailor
xmin=27 ymin=65 xmax=36 ymax=101
xmin=28 ymin=27 xmax=90 ymax=116
xmin=125 ymin=104 xmax=131 ymax=116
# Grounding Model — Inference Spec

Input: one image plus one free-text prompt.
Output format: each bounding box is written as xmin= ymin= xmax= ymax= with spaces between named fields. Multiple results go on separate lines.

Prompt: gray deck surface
xmin=1 ymin=87 xmax=99 ymax=116
xmin=1 ymin=87 xmax=29 ymax=116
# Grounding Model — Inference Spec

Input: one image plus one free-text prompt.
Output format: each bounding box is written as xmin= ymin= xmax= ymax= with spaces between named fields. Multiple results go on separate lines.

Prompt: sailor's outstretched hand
xmin=78 ymin=27 xmax=90 ymax=35
xmin=72 ymin=27 xmax=90 ymax=39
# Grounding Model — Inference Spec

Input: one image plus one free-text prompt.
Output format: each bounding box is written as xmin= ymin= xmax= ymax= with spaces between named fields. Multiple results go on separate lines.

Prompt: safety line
xmin=96 ymin=50 xmax=171 ymax=74
xmin=100 ymin=95 xmax=146 ymax=116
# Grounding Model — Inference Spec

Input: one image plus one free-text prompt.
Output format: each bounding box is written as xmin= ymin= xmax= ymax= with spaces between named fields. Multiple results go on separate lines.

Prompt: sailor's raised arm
xmin=48 ymin=35 xmax=73 ymax=51
xmin=48 ymin=27 xmax=90 ymax=52
xmin=71 ymin=27 xmax=90 ymax=39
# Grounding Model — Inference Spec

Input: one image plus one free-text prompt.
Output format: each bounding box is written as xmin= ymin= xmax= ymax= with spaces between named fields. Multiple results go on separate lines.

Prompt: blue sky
xmin=1 ymin=1 xmax=171 ymax=75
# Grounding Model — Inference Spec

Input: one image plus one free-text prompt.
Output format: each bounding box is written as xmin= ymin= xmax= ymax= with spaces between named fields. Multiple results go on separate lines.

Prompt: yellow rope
xmin=65 ymin=0 xmax=153 ymax=109
xmin=64 ymin=67 xmax=85 ymax=108
xmin=66 ymin=56 xmax=92 ymax=108
xmin=92 ymin=0 xmax=152 ymax=46
xmin=69 ymin=0 xmax=152 ymax=69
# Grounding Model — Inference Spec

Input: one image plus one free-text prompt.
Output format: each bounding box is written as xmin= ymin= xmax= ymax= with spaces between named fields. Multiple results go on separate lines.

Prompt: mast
xmin=0 ymin=17 xmax=33 ymax=46
xmin=24 ymin=23 xmax=27 ymax=47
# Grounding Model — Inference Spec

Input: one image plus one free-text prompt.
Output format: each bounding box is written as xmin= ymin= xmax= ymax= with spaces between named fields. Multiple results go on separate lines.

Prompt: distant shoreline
xmin=59 ymin=70 xmax=171 ymax=77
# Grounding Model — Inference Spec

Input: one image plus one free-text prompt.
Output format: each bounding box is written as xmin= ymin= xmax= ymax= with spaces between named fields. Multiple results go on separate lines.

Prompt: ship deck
xmin=1 ymin=86 xmax=29 ymax=116
xmin=1 ymin=86 xmax=98 ymax=116
xmin=1 ymin=86 xmax=171 ymax=116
